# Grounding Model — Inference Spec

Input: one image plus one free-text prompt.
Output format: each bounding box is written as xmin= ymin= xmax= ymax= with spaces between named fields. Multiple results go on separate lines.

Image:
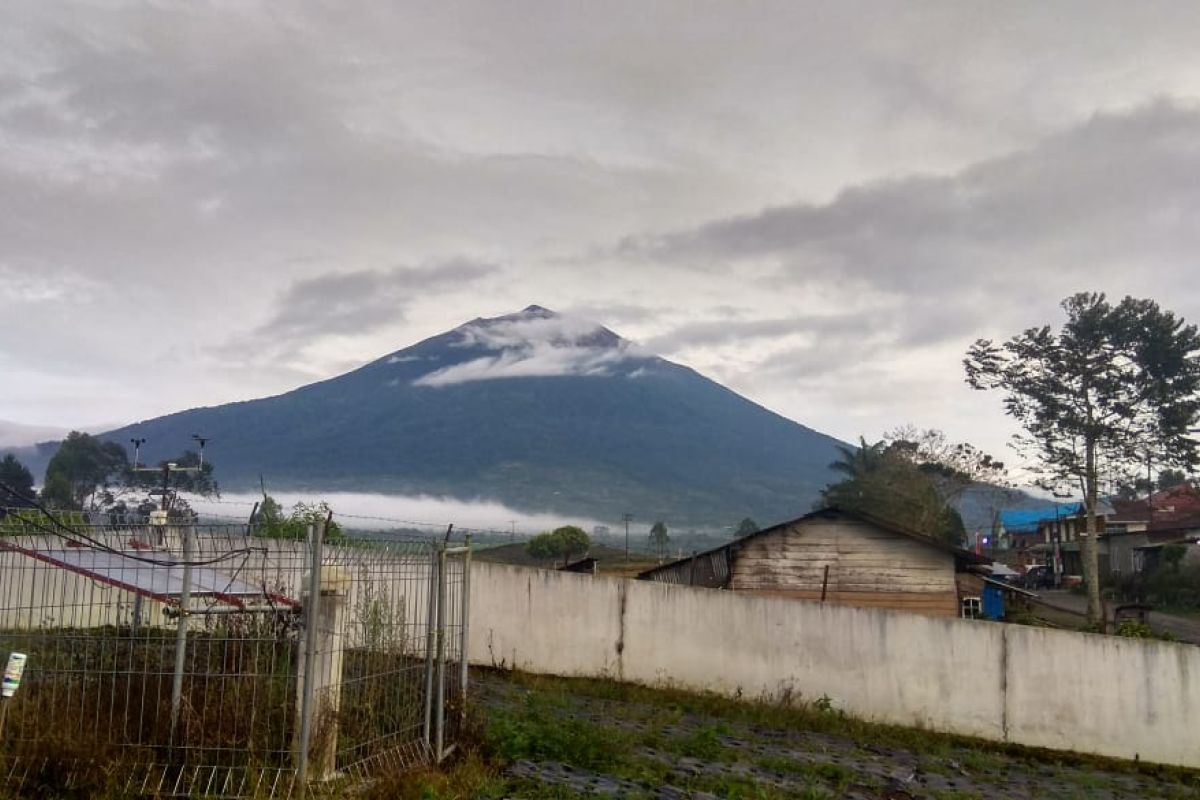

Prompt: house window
xmin=961 ymin=597 xmax=982 ymax=619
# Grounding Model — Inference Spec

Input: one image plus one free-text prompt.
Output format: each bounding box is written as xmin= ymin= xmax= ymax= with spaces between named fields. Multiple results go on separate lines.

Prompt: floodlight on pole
xmin=191 ymin=434 xmax=211 ymax=469
xmin=130 ymin=438 xmax=147 ymax=468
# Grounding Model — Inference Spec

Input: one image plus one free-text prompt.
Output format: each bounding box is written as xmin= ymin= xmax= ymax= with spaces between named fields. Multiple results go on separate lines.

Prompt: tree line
xmin=0 ymin=431 xmax=217 ymax=516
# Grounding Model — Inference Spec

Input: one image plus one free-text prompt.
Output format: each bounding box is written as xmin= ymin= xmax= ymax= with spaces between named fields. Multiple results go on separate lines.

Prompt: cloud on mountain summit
xmin=414 ymin=313 xmax=645 ymax=387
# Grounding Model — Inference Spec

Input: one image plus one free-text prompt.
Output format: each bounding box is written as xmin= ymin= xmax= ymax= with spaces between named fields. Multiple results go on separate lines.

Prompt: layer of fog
xmin=186 ymin=491 xmax=607 ymax=538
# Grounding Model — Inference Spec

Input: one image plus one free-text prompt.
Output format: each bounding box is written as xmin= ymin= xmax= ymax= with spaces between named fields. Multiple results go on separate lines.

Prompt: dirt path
xmin=1035 ymin=590 xmax=1200 ymax=644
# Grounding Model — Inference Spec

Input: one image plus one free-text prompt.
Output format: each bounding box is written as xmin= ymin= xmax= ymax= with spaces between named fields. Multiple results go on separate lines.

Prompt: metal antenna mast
xmin=191 ymin=434 xmax=211 ymax=470
xmin=623 ymin=513 xmax=633 ymax=562
xmin=130 ymin=438 xmax=147 ymax=469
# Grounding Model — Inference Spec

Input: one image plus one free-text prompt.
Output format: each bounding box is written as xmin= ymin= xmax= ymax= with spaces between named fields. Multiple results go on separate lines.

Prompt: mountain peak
xmin=97 ymin=305 xmax=848 ymax=527
xmin=462 ymin=304 xmax=560 ymax=329
xmin=407 ymin=305 xmax=640 ymax=388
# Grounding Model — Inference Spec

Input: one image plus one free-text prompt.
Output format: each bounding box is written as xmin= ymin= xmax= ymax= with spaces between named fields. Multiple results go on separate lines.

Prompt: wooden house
xmin=637 ymin=507 xmax=985 ymax=618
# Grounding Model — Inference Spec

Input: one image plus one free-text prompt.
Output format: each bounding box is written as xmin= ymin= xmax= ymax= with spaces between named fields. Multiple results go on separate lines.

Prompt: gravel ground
xmin=475 ymin=673 xmax=1200 ymax=800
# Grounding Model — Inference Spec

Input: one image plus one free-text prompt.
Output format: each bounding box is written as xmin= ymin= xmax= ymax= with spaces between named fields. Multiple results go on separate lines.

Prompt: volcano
xmin=100 ymin=306 xmax=847 ymax=527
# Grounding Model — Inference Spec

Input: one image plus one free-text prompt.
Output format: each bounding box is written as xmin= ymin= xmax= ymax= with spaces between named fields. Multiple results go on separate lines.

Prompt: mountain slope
xmin=100 ymin=307 xmax=848 ymax=526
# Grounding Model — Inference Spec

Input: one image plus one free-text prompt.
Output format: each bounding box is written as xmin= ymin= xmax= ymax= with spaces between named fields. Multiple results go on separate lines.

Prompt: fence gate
xmin=0 ymin=510 xmax=471 ymax=798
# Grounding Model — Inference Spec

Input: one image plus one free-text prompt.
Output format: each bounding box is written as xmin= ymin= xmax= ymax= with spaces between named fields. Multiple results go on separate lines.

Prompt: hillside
xmin=94 ymin=306 xmax=848 ymax=527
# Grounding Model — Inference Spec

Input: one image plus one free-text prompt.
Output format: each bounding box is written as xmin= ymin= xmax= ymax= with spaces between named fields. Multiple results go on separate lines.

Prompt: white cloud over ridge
xmin=414 ymin=312 xmax=645 ymax=387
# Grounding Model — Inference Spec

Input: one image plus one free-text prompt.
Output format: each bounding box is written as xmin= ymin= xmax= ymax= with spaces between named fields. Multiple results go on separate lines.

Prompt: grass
xmin=364 ymin=670 xmax=1200 ymax=799
xmin=471 ymin=542 xmax=662 ymax=578
xmin=8 ymin=666 xmax=1200 ymax=798
xmin=0 ymin=625 xmax=428 ymax=799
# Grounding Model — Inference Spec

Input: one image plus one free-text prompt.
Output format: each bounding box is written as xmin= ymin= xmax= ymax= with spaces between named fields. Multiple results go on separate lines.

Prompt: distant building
xmin=592 ymin=525 xmax=610 ymax=537
xmin=1098 ymin=485 xmax=1200 ymax=576
xmin=636 ymin=507 xmax=986 ymax=618
xmin=1002 ymin=486 xmax=1200 ymax=580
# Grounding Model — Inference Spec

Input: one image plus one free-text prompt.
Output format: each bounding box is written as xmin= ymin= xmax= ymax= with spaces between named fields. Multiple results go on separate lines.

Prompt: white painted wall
xmin=468 ymin=561 xmax=1200 ymax=769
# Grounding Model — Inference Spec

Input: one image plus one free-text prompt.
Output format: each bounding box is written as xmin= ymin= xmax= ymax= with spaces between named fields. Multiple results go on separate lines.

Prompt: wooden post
xmin=820 ymin=564 xmax=830 ymax=602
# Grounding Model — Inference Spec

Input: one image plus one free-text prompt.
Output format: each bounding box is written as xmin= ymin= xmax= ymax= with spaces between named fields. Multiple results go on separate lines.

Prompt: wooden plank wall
xmin=730 ymin=516 xmax=959 ymax=617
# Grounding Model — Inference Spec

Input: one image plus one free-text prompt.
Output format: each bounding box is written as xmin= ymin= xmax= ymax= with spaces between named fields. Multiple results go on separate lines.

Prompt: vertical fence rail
xmin=458 ymin=536 xmax=472 ymax=725
xmin=294 ymin=520 xmax=323 ymax=789
xmin=169 ymin=521 xmax=194 ymax=746
xmin=434 ymin=545 xmax=448 ymax=761
xmin=422 ymin=543 xmax=439 ymax=751
xmin=0 ymin=507 xmax=470 ymax=799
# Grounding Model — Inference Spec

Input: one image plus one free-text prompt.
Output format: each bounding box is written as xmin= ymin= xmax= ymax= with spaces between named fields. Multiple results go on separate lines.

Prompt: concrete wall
xmin=469 ymin=561 xmax=1200 ymax=769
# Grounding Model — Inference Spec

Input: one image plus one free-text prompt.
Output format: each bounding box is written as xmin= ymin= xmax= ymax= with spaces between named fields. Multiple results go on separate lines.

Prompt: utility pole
xmin=509 ymin=520 xmax=516 ymax=543
xmin=622 ymin=513 xmax=633 ymax=562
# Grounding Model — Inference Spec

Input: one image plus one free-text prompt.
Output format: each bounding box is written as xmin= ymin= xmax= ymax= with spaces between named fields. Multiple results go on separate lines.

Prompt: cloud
xmin=255 ymin=258 xmax=495 ymax=341
xmin=6 ymin=2 xmax=1200 ymax=469
xmin=0 ymin=265 xmax=99 ymax=303
xmin=643 ymin=314 xmax=861 ymax=355
xmin=212 ymin=258 xmax=497 ymax=371
xmin=617 ymin=100 xmax=1200 ymax=347
xmin=414 ymin=312 xmax=645 ymax=387
xmin=186 ymin=490 xmax=606 ymax=534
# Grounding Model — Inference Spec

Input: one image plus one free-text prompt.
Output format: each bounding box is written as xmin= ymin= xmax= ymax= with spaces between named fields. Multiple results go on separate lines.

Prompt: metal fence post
xmin=434 ymin=545 xmax=448 ymax=761
xmin=169 ymin=520 xmax=194 ymax=747
xmin=296 ymin=520 xmax=325 ymax=788
xmin=421 ymin=543 xmax=440 ymax=749
xmin=458 ymin=536 xmax=472 ymax=724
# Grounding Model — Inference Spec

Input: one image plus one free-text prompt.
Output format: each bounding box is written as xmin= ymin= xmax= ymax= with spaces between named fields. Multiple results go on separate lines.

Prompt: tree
xmin=649 ymin=520 xmax=670 ymax=558
xmin=0 ymin=455 xmax=36 ymax=508
xmin=41 ymin=432 xmax=130 ymax=510
xmin=254 ymin=500 xmax=344 ymax=542
xmin=524 ymin=525 xmax=591 ymax=566
xmin=1157 ymin=469 xmax=1189 ymax=492
xmin=1114 ymin=477 xmax=1154 ymax=501
xmin=881 ymin=425 xmax=1017 ymax=541
xmin=127 ymin=449 xmax=220 ymax=497
xmin=257 ymin=493 xmax=284 ymax=526
xmin=828 ymin=437 xmax=889 ymax=481
xmin=882 ymin=426 xmax=1011 ymax=497
xmin=734 ymin=517 xmax=759 ymax=537
xmin=525 ymin=532 xmax=563 ymax=563
xmin=821 ymin=443 xmax=966 ymax=546
xmin=965 ymin=292 xmax=1200 ymax=623
xmin=553 ymin=525 xmax=590 ymax=565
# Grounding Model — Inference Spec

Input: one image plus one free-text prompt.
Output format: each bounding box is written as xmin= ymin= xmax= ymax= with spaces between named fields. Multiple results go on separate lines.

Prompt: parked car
xmin=1022 ymin=565 xmax=1054 ymax=590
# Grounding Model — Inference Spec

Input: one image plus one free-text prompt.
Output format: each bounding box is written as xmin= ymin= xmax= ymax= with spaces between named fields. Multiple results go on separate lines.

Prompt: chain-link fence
xmin=0 ymin=509 xmax=470 ymax=798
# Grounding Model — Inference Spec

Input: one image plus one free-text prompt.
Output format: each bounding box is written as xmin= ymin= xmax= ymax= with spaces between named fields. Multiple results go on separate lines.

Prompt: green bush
xmin=253 ymin=499 xmax=344 ymax=542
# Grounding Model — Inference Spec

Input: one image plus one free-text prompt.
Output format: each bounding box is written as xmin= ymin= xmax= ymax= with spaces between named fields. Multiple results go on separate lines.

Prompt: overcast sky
xmin=5 ymin=1 xmax=1200 ymax=467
